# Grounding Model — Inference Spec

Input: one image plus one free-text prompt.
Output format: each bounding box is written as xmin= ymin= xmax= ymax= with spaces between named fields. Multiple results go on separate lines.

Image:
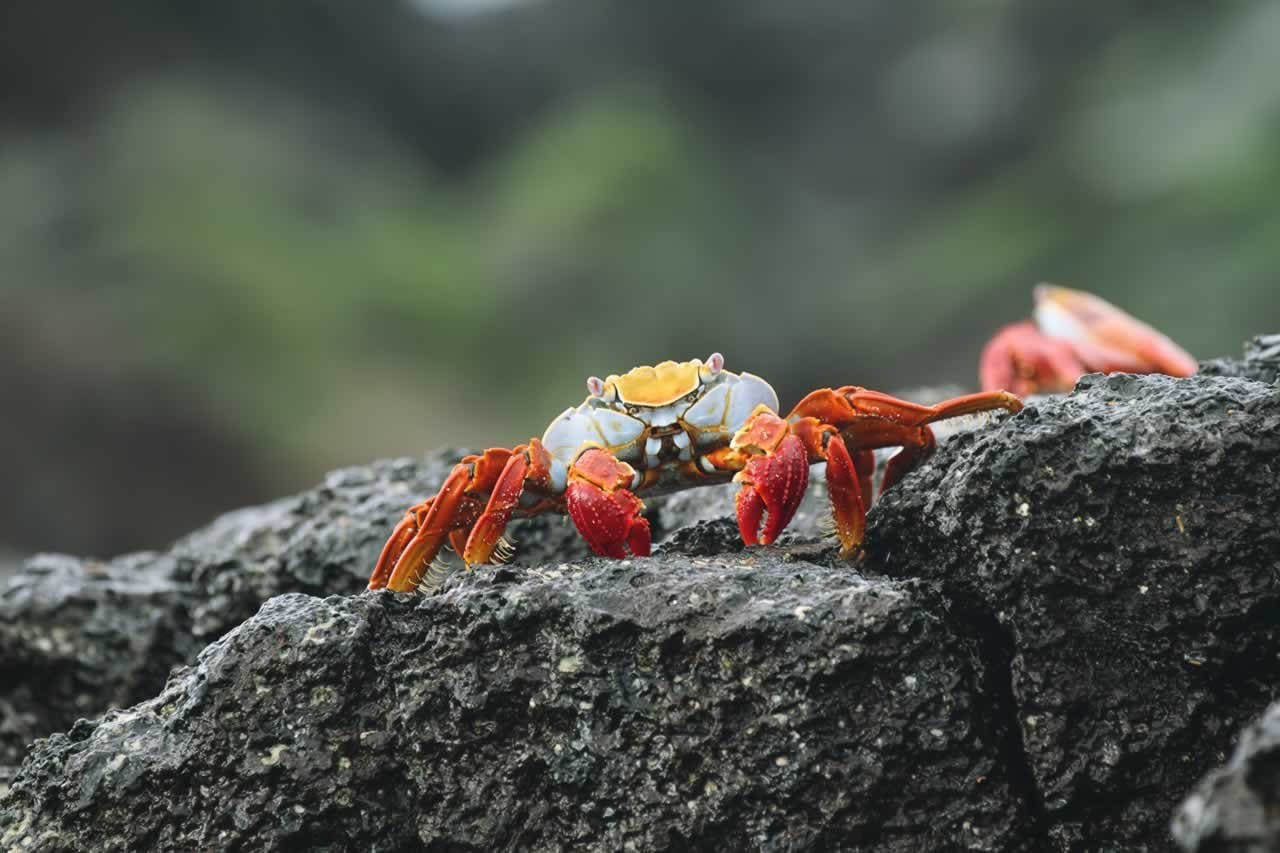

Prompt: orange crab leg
xmin=462 ymin=440 xmax=554 ymax=565
xmin=823 ymin=433 xmax=866 ymax=558
xmin=371 ymin=463 xmax=478 ymax=592
xmin=369 ymin=447 xmax=528 ymax=592
xmin=564 ymin=448 xmax=651 ymax=558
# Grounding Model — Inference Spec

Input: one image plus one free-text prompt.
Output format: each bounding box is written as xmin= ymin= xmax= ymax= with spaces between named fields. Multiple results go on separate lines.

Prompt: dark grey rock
xmin=1199 ymin=334 xmax=1280 ymax=384
xmin=0 ymin=451 xmax=594 ymax=778
xmin=0 ymin=561 xmax=1025 ymax=852
xmin=1173 ymin=702 xmax=1280 ymax=852
xmin=868 ymin=371 xmax=1280 ymax=850
xmin=3 ymin=365 xmax=1280 ymax=851
xmin=0 ymin=552 xmax=190 ymax=769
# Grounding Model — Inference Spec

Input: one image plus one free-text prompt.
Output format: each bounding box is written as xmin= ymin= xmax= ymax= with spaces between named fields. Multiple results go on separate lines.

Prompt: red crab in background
xmin=979 ymin=285 xmax=1198 ymax=396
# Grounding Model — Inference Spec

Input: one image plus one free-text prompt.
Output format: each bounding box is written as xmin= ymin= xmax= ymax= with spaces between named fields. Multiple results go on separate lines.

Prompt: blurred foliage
xmin=2 ymin=0 xmax=1278 ymax=555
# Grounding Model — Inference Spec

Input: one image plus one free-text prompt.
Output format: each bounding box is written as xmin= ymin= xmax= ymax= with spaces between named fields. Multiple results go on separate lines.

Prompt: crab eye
xmin=684 ymin=391 xmax=699 ymax=403
xmin=625 ymin=404 xmax=640 ymax=415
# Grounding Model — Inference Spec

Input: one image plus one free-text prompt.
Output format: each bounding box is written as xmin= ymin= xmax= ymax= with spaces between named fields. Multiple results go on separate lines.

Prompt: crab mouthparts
xmin=648 ymin=425 xmax=683 ymax=438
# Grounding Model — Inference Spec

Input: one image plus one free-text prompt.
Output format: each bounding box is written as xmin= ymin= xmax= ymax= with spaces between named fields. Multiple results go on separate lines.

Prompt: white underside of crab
xmin=540 ymin=365 xmax=778 ymax=493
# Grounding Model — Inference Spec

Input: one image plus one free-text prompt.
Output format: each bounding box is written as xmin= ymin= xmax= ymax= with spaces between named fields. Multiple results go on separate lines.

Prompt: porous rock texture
xmin=0 ymin=451 xmax=595 ymax=771
xmin=867 ymin=369 xmax=1280 ymax=849
xmin=1173 ymin=701 xmax=1280 ymax=852
xmin=2 ymin=351 xmax=1279 ymax=851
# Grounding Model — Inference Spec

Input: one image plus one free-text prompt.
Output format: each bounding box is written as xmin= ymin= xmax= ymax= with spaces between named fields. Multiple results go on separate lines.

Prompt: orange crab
xmin=979 ymin=285 xmax=1197 ymax=395
xmin=369 ymin=354 xmax=1023 ymax=592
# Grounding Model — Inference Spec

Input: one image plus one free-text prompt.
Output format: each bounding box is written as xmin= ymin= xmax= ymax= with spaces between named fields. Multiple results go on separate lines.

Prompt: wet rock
xmin=868 ymin=371 xmax=1280 ymax=849
xmin=1173 ymin=702 xmax=1280 ymax=852
xmin=0 ymin=561 xmax=1024 ymax=852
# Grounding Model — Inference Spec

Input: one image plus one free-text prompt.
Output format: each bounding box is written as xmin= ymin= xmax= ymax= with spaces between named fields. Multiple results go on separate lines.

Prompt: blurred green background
xmin=2 ymin=0 xmax=1278 ymax=560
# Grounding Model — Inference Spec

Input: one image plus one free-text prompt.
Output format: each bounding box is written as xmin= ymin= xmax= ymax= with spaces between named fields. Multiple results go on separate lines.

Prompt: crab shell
xmin=539 ymin=353 xmax=779 ymax=493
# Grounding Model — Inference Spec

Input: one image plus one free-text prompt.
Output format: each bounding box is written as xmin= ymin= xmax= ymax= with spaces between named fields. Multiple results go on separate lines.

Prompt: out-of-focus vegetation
xmin=3 ymin=0 xmax=1278 ymax=557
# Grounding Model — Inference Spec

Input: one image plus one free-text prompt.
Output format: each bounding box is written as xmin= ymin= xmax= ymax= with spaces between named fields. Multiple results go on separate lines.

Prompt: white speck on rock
xmin=261 ymin=744 xmax=288 ymax=766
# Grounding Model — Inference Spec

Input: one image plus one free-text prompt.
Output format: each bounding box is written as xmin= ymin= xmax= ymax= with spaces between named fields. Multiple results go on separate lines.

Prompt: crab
xmin=368 ymin=354 xmax=1023 ymax=592
xmin=979 ymin=284 xmax=1197 ymax=396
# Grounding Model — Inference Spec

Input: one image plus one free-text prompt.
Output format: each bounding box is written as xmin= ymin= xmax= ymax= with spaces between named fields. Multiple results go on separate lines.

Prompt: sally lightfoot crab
xmin=980 ymin=284 xmax=1197 ymax=395
xmin=369 ymin=354 xmax=1023 ymax=592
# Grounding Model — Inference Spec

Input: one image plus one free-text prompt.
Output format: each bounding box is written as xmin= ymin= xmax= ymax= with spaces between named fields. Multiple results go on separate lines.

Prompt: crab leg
xmin=822 ymin=432 xmax=867 ymax=558
xmin=564 ymin=448 xmax=651 ymax=558
xmin=462 ymin=440 xmax=554 ymax=565
xmin=369 ymin=447 xmax=523 ymax=592
xmin=370 ymin=463 xmax=478 ymax=592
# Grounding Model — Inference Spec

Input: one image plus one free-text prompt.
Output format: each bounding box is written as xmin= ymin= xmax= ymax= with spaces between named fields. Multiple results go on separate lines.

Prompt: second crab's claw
xmin=979 ymin=320 xmax=1087 ymax=395
xmin=565 ymin=448 xmax=651 ymax=559
xmin=731 ymin=408 xmax=810 ymax=546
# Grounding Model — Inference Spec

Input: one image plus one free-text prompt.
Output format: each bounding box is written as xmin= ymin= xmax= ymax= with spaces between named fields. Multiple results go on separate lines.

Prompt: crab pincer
xmin=731 ymin=408 xmax=810 ymax=546
xmin=564 ymin=448 xmax=651 ymax=558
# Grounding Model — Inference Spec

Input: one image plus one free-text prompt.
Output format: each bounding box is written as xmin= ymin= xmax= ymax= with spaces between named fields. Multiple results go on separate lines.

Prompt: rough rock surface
xmin=0 ymin=553 xmax=189 ymax=770
xmin=868 ymin=371 xmax=1280 ymax=849
xmin=1 ymin=562 xmax=1031 ymax=852
xmin=1200 ymin=334 xmax=1280 ymax=384
xmin=1173 ymin=702 xmax=1280 ymax=852
xmin=0 ymin=451 xmax=593 ymax=772
xmin=2 ymin=362 xmax=1279 ymax=850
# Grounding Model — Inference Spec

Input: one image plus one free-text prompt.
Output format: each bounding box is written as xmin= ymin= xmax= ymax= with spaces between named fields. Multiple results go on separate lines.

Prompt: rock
xmin=1199 ymin=334 xmax=1280 ymax=384
xmin=868 ymin=371 xmax=1280 ymax=849
xmin=0 ymin=552 xmax=190 ymax=769
xmin=1173 ymin=702 xmax=1280 ymax=852
xmin=3 ymin=364 xmax=1280 ymax=850
xmin=0 ymin=560 xmax=1031 ymax=852
xmin=0 ymin=451 xmax=593 ymax=777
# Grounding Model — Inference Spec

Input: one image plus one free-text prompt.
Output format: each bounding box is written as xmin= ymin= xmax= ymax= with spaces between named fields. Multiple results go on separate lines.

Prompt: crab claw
xmin=980 ymin=320 xmax=1087 ymax=395
xmin=565 ymin=448 xmax=651 ymax=558
xmin=731 ymin=408 xmax=810 ymax=547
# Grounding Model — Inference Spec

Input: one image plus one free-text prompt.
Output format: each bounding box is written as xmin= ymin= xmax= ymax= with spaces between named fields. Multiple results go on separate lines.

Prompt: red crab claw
xmin=980 ymin=320 xmax=1087 ymax=395
xmin=731 ymin=408 xmax=810 ymax=547
xmin=565 ymin=448 xmax=651 ymax=559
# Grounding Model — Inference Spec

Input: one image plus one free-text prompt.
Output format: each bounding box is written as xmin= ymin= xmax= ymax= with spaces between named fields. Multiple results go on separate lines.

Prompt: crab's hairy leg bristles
xmin=416 ymin=558 xmax=454 ymax=594
xmin=564 ymin=448 xmax=650 ymax=558
xmin=823 ymin=433 xmax=867 ymax=559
